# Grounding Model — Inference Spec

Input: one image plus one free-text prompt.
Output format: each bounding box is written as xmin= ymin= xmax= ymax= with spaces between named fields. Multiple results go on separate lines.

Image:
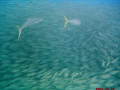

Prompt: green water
xmin=0 ymin=0 xmax=120 ymax=90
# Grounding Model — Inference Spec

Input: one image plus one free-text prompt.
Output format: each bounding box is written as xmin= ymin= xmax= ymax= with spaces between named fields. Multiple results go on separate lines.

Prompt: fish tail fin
xmin=64 ymin=16 xmax=68 ymax=28
xmin=16 ymin=25 xmax=21 ymax=39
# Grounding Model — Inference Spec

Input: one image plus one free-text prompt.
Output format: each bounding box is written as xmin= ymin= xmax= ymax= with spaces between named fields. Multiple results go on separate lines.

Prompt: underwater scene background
xmin=0 ymin=0 xmax=120 ymax=90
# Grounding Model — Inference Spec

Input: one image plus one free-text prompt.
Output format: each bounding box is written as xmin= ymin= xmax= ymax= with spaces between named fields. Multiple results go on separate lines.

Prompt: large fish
xmin=64 ymin=16 xmax=81 ymax=28
xmin=16 ymin=18 xmax=43 ymax=39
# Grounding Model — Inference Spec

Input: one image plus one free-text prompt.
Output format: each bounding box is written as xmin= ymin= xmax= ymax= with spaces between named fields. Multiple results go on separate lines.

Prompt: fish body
xmin=102 ymin=60 xmax=105 ymax=67
xmin=21 ymin=18 xmax=43 ymax=30
xmin=68 ymin=19 xmax=81 ymax=25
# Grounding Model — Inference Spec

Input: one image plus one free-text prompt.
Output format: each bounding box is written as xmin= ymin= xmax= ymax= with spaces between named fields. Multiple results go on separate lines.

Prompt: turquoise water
xmin=0 ymin=0 xmax=120 ymax=90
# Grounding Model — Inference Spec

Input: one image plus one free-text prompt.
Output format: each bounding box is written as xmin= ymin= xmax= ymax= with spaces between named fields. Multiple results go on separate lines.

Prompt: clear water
xmin=0 ymin=0 xmax=120 ymax=90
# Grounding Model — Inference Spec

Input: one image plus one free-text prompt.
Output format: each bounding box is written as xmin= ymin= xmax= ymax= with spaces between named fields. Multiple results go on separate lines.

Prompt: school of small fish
xmin=0 ymin=1 xmax=120 ymax=90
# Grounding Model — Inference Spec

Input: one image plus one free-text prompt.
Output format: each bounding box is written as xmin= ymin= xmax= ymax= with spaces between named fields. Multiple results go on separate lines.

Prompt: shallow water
xmin=0 ymin=0 xmax=120 ymax=90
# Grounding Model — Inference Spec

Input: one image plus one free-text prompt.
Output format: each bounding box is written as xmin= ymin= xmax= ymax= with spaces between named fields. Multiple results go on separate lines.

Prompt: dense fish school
xmin=0 ymin=0 xmax=120 ymax=90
